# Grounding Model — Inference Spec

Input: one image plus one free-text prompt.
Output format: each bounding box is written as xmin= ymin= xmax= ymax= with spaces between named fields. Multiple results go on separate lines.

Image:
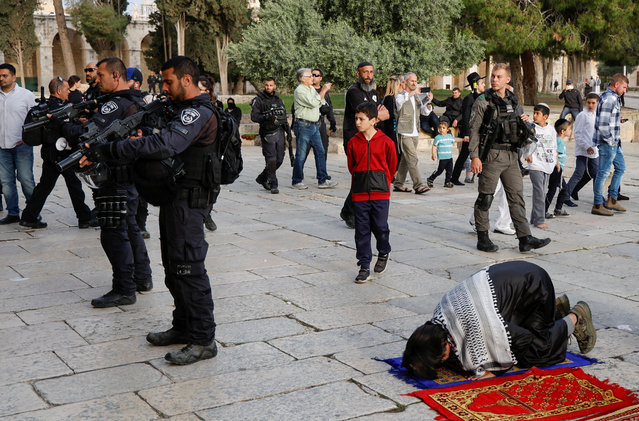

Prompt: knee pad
xmin=475 ymin=193 xmax=494 ymax=211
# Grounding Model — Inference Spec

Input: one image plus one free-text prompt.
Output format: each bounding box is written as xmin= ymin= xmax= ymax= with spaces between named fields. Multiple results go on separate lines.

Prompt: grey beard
xmin=358 ymin=77 xmax=376 ymax=92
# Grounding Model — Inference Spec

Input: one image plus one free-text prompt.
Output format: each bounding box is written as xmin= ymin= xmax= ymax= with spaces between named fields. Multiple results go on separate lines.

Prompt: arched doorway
xmin=52 ymin=29 xmax=85 ymax=79
xmin=140 ymin=34 xmax=152 ymax=91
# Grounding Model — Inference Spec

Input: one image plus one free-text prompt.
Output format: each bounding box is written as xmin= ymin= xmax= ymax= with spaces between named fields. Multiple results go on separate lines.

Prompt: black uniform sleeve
xmin=250 ymin=96 xmax=265 ymax=124
xmin=324 ymin=93 xmax=337 ymax=131
xmin=431 ymin=97 xmax=447 ymax=107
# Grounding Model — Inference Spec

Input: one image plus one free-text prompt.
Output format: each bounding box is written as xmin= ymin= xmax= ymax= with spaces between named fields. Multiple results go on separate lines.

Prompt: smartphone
xmin=420 ymin=87 xmax=431 ymax=93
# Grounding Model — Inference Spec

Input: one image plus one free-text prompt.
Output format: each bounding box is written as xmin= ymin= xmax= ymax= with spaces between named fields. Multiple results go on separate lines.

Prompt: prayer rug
xmin=579 ymin=403 xmax=639 ymax=420
xmin=376 ymin=352 xmax=598 ymax=390
xmin=408 ymin=367 xmax=638 ymax=421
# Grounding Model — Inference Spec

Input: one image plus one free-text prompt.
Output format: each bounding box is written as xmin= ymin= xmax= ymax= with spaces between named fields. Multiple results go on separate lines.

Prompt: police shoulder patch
xmin=181 ymin=108 xmax=201 ymax=125
xmin=101 ymin=101 xmax=119 ymax=114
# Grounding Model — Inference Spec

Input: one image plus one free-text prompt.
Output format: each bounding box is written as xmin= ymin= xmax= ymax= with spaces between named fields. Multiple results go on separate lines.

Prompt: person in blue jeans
xmin=591 ymin=74 xmax=628 ymax=216
xmin=291 ymin=68 xmax=338 ymax=190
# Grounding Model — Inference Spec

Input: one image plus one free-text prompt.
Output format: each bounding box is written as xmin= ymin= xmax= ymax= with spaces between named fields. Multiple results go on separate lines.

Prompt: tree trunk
xmin=521 ymin=50 xmax=537 ymax=106
xmin=541 ymin=57 xmax=553 ymax=93
xmin=161 ymin=13 xmax=168 ymax=61
xmin=52 ymin=0 xmax=75 ymax=77
xmin=567 ymin=54 xmax=585 ymax=92
xmin=232 ymin=75 xmax=244 ymax=94
xmin=15 ymin=39 xmax=25 ymax=88
xmin=215 ymin=33 xmax=229 ymax=95
xmin=175 ymin=13 xmax=186 ymax=56
xmin=509 ymin=56 xmax=524 ymax=104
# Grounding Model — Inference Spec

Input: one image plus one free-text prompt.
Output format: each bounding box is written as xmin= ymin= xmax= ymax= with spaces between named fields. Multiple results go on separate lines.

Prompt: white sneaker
xmin=494 ymin=226 xmax=516 ymax=235
xmin=318 ymin=180 xmax=338 ymax=189
xmin=292 ymin=183 xmax=308 ymax=190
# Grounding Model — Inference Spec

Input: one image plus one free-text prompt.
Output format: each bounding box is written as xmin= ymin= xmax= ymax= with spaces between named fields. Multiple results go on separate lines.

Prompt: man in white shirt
xmin=0 ymin=63 xmax=36 ymax=224
xmin=555 ymin=93 xmax=599 ymax=213
xmin=393 ymin=72 xmax=430 ymax=194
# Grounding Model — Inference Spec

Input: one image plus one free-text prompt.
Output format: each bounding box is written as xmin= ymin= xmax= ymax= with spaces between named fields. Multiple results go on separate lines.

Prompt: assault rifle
xmin=56 ymin=97 xmax=170 ymax=172
xmin=22 ymin=98 xmax=99 ymax=135
xmin=478 ymin=105 xmax=497 ymax=163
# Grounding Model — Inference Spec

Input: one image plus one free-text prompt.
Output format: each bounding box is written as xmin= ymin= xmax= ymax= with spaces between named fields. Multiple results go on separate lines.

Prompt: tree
xmin=155 ymin=0 xmax=197 ymax=56
xmin=192 ymin=0 xmax=248 ymax=95
xmin=0 ymin=0 xmax=40 ymax=88
xmin=53 ymin=0 xmax=76 ymax=77
xmin=70 ymin=0 xmax=130 ymax=58
xmin=228 ymin=0 xmax=484 ymax=91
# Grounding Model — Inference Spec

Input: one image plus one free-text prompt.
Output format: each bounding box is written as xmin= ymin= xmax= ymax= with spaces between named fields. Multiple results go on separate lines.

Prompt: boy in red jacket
xmin=347 ymin=102 xmax=398 ymax=283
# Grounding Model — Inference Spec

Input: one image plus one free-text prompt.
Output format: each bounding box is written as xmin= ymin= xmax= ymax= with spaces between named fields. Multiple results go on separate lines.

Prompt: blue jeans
xmin=560 ymin=107 xmax=580 ymax=121
xmin=593 ymin=144 xmax=625 ymax=205
xmin=0 ymin=144 xmax=35 ymax=216
xmin=292 ymin=120 xmax=328 ymax=185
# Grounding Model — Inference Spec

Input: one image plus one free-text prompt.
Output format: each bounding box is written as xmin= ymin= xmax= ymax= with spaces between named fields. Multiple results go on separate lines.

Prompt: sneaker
xmin=292 ymin=183 xmax=308 ymax=190
xmin=318 ymin=180 xmax=338 ymax=189
xmin=355 ymin=268 xmax=371 ymax=283
xmin=271 ymin=187 xmax=279 ymax=194
xmin=91 ymin=290 xmax=136 ymax=308
xmin=494 ymin=227 xmax=516 ymax=235
xmin=374 ymin=254 xmax=389 ymax=274
xmin=571 ymin=301 xmax=596 ymax=354
xmin=564 ymin=199 xmax=578 ymax=208
xmin=256 ymin=177 xmax=270 ymax=191
xmin=147 ymin=328 xmax=189 ymax=346
xmin=452 ymin=180 xmax=465 ymax=186
xmin=554 ymin=208 xmax=569 ymax=217
xmin=165 ymin=342 xmax=218 ymax=365
xmin=19 ymin=219 xmax=47 ymax=229
xmin=464 ymin=176 xmax=474 ymax=184
xmin=426 ymin=178 xmax=434 ymax=188
xmin=555 ymin=294 xmax=570 ymax=320
xmin=204 ymin=214 xmax=217 ymax=231
xmin=545 ymin=212 xmax=555 ymax=219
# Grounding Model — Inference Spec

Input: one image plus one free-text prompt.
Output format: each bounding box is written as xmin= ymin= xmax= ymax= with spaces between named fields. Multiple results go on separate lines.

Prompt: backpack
xmin=210 ymin=106 xmax=243 ymax=185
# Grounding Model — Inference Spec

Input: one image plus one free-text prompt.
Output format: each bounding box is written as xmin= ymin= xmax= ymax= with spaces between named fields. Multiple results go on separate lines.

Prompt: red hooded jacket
xmin=347 ymin=130 xmax=398 ymax=201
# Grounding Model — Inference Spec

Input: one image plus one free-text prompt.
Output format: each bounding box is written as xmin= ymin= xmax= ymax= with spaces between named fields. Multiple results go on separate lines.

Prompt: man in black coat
xmin=432 ymin=88 xmax=463 ymax=127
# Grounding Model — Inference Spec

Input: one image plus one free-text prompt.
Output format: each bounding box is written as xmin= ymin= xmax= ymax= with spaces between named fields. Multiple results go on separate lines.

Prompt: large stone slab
xmin=212 ymin=276 xmax=308 ymax=299
xmin=17 ymin=301 xmax=121 ymax=325
xmin=269 ymin=324 xmax=401 ymax=359
xmin=0 ymin=351 xmax=72 ymax=386
xmin=583 ymin=357 xmax=639 ymax=392
xmin=34 ymin=363 xmax=171 ymax=405
xmin=353 ymin=402 xmax=438 ymax=420
xmin=1 ymin=393 xmax=157 ymax=421
xmin=353 ymin=372 xmax=422 ymax=406
xmin=197 ymin=380 xmax=397 ymax=421
xmin=217 ymin=317 xmax=308 ymax=344
xmin=0 ymin=312 xmax=24 ymax=329
xmin=274 ymin=283 xmax=408 ymax=311
xmin=214 ymin=293 xmax=295 ymax=324
xmin=0 ymin=383 xmax=47 ymax=417
xmin=333 ymin=341 xmax=406 ymax=375
xmin=0 ymin=291 xmax=83 ymax=313
xmin=139 ymin=357 xmax=359 ymax=416
xmin=292 ymin=303 xmax=416 ymax=330
xmin=0 ymin=322 xmax=86 ymax=357
xmin=0 ymin=274 xmax=88 ymax=299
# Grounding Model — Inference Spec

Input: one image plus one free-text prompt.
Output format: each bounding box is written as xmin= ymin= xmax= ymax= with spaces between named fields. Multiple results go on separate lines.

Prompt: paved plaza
xmin=1 ymin=136 xmax=638 ymax=420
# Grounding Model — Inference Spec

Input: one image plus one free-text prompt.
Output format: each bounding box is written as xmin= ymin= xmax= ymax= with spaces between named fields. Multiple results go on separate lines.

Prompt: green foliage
xmin=228 ymin=0 xmax=484 ymax=90
xmin=0 ymin=0 xmax=40 ymax=78
xmin=70 ymin=0 xmax=130 ymax=55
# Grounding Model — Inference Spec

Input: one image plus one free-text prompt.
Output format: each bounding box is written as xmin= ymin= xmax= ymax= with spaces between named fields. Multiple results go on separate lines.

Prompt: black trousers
xmin=257 ymin=129 xmax=286 ymax=188
xmin=353 ymin=199 xmax=390 ymax=269
xmin=451 ymin=141 xmax=470 ymax=182
xmin=490 ymin=261 xmax=568 ymax=368
xmin=98 ymin=182 xmax=152 ymax=296
xmin=545 ymin=166 xmax=566 ymax=212
xmin=160 ymin=198 xmax=215 ymax=345
xmin=22 ymin=159 xmax=92 ymax=223
xmin=429 ymin=158 xmax=453 ymax=183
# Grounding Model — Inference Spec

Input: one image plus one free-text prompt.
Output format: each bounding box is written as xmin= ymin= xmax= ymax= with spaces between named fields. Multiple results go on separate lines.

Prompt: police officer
xmin=61 ymin=57 xmax=152 ymax=307
xmin=81 ymin=56 xmax=219 ymax=365
xmin=469 ymin=63 xmax=551 ymax=253
xmin=83 ymin=61 xmax=101 ymax=101
xmin=19 ymin=77 xmax=95 ymax=229
xmin=251 ymin=77 xmax=288 ymax=194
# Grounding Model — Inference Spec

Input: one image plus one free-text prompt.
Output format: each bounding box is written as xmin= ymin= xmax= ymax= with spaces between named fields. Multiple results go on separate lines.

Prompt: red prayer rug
xmin=579 ymin=403 xmax=639 ymax=420
xmin=409 ymin=367 xmax=638 ymax=421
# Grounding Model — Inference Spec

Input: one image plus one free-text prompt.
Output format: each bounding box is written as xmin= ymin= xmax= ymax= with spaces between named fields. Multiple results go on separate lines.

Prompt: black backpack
xmin=210 ymin=106 xmax=243 ymax=185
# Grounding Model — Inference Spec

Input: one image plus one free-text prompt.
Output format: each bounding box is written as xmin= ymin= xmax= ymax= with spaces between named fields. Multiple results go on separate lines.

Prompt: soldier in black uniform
xmin=61 ymin=57 xmax=152 ymax=307
xmin=251 ymin=77 xmax=288 ymax=194
xmin=83 ymin=61 xmax=101 ymax=101
xmin=469 ymin=63 xmax=550 ymax=253
xmin=19 ymin=78 xmax=95 ymax=229
xmin=81 ymin=56 xmax=219 ymax=365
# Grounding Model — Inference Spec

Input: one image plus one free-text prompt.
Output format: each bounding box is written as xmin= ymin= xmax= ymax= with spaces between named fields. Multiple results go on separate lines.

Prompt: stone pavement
xmin=1 ymin=141 xmax=638 ymax=420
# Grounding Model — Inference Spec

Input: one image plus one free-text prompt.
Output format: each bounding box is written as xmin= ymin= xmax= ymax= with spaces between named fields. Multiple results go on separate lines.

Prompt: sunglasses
xmin=312 ymin=74 xmax=321 ymax=77
xmin=84 ymin=67 xmax=97 ymax=72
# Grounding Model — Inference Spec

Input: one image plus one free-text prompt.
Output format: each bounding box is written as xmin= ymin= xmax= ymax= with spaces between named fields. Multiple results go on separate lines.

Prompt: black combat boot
xmin=477 ymin=231 xmax=498 ymax=252
xmin=518 ymin=235 xmax=551 ymax=252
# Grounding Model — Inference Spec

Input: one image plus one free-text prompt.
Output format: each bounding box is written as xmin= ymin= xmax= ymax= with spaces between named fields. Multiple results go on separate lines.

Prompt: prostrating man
xmin=469 ymin=63 xmax=550 ymax=253
xmin=340 ymin=62 xmax=389 ymax=227
xmin=431 ymin=87 xmax=463 ymax=127
xmin=61 ymin=57 xmax=152 ymax=307
xmin=19 ymin=78 xmax=95 ymax=229
xmin=80 ymin=56 xmax=219 ymax=365
xmin=591 ymin=73 xmax=628 ymax=216
xmin=0 ymin=63 xmax=36 ymax=225
xmin=291 ymin=68 xmax=337 ymax=190
xmin=393 ymin=72 xmax=430 ymax=194
xmin=252 ymin=77 xmax=288 ymax=194
xmin=451 ymin=72 xmax=485 ymax=186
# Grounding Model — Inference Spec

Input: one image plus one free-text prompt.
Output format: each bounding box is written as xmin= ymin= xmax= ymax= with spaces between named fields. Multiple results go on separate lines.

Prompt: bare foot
xmin=535 ymin=223 xmax=548 ymax=229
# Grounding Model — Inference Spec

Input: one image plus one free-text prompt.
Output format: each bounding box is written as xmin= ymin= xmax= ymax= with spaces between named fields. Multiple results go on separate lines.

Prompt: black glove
xmin=83 ymin=142 xmax=117 ymax=163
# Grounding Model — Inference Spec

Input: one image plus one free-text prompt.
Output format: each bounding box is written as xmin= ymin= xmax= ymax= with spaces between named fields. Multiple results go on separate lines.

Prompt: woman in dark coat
xmin=402 ymin=261 xmax=596 ymax=380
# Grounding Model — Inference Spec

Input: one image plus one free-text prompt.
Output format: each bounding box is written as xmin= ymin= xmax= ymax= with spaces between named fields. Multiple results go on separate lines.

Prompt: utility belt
xmin=491 ymin=143 xmax=518 ymax=152
xmin=176 ymin=185 xmax=219 ymax=209
xmin=109 ymin=164 xmax=134 ymax=183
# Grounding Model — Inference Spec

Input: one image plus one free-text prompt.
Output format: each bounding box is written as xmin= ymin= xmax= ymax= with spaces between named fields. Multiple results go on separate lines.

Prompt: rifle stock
xmin=478 ymin=106 xmax=496 ymax=162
